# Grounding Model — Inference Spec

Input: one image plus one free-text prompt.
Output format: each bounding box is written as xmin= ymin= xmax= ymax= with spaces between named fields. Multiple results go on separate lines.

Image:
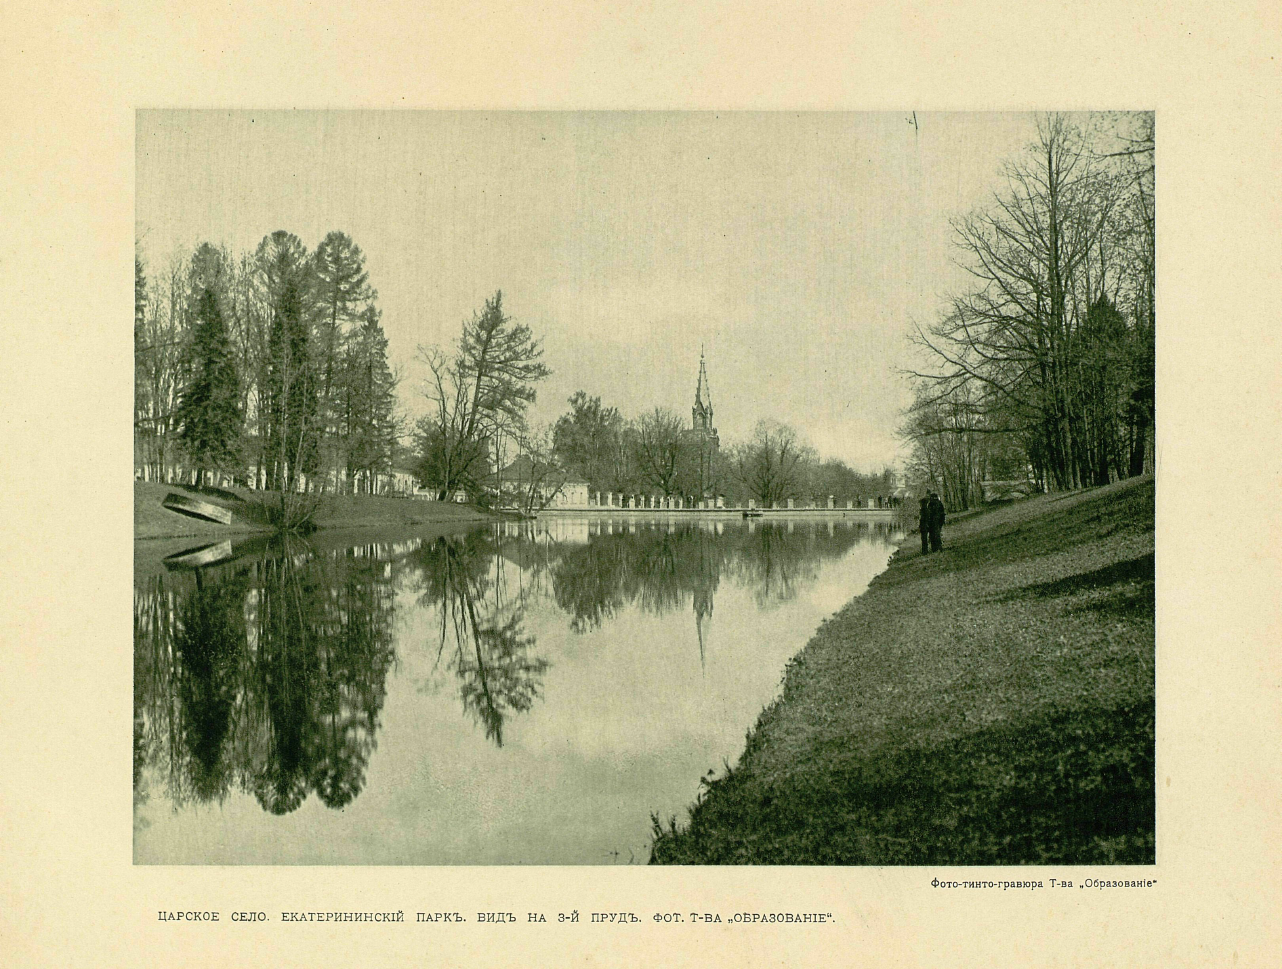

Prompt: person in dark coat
xmin=927 ymin=491 xmax=946 ymax=552
xmin=918 ymin=495 xmax=931 ymax=554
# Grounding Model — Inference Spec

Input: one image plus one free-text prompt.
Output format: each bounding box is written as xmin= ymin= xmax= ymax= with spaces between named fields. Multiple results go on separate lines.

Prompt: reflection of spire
xmin=693 ymin=589 xmax=712 ymax=672
xmin=692 ymin=527 xmax=714 ymax=672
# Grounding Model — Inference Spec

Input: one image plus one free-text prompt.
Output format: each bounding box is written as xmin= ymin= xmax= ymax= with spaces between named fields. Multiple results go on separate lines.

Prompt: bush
xmin=246 ymin=489 xmax=321 ymax=533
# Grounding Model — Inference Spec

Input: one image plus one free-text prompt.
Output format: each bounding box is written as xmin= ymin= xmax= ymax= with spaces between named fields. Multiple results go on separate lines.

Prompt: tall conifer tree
xmin=343 ymin=306 xmax=398 ymax=492
xmin=314 ymin=232 xmax=376 ymax=488
xmin=175 ymin=287 xmax=242 ymax=487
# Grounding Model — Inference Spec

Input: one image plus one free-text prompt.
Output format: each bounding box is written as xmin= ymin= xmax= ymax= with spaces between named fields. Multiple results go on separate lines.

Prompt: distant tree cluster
xmin=548 ymin=395 xmax=895 ymax=506
xmin=135 ymin=231 xmax=400 ymax=493
xmin=904 ymin=113 xmax=1155 ymax=508
xmin=551 ymin=392 xmax=714 ymax=500
xmin=727 ymin=421 xmax=897 ymax=506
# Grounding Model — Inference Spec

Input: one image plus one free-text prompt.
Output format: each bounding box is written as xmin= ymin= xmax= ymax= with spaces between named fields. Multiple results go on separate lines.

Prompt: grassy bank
xmin=134 ymin=480 xmax=497 ymax=540
xmin=650 ymin=476 xmax=1155 ymax=865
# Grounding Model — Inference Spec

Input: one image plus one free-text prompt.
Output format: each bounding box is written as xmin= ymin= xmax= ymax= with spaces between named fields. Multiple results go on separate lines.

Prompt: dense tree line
xmin=549 ymin=394 xmax=897 ymax=506
xmin=134 ymin=230 xmax=399 ymax=493
xmin=904 ymin=113 xmax=1155 ymax=507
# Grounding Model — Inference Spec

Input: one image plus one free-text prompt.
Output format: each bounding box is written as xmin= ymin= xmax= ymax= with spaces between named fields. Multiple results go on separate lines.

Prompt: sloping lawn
xmin=651 ymin=477 xmax=1155 ymax=865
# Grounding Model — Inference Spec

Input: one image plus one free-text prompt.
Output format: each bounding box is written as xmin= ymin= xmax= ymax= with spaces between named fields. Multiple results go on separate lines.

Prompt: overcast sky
xmin=136 ymin=111 xmax=1040 ymax=471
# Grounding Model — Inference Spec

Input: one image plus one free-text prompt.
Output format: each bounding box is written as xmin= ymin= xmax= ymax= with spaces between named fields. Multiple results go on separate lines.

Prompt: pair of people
xmin=918 ymin=491 xmax=946 ymax=554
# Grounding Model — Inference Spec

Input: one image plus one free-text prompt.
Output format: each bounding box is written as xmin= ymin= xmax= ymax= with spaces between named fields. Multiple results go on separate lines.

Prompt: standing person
xmin=927 ymin=491 xmax=946 ymax=552
xmin=918 ymin=494 xmax=931 ymax=554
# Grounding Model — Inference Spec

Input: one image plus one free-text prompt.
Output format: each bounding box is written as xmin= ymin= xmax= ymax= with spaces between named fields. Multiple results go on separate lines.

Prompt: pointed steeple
xmin=690 ymin=348 xmax=720 ymax=500
xmin=693 ymin=346 xmax=713 ymax=430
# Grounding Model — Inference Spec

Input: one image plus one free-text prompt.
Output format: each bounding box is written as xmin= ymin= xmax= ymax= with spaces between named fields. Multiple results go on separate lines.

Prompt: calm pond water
xmin=133 ymin=515 xmax=901 ymax=864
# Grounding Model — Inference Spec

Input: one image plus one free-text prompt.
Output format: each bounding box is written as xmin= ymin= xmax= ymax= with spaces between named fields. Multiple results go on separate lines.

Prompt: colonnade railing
xmin=557 ymin=493 xmax=901 ymax=511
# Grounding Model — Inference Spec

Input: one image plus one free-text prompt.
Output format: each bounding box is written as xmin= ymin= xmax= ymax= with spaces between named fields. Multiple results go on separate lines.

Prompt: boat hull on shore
xmin=162 ymin=492 xmax=234 ymax=525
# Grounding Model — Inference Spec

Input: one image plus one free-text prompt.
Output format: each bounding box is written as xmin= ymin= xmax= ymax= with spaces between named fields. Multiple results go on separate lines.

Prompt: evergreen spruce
xmin=265 ymin=274 xmax=319 ymax=490
xmin=314 ymin=232 xmax=376 ymax=489
xmin=175 ymin=287 xmax=242 ymax=487
xmin=342 ymin=307 xmax=398 ymax=493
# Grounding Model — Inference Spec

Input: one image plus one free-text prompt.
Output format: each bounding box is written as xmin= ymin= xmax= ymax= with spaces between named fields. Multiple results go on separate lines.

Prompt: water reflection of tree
xmin=133 ymin=538 xmax=397 ymax=817
xmin=729 ymin=522 xmax=839 ymax=608
xmin=175 ymin=569 xmax=248 ymax=803
xmin=410 ymin=533 xmax=549 ymax=747
xmin=133 ymin=521 xmax=894 ymax=816
xmin=542 ymin=520 xmax=884 ymax=632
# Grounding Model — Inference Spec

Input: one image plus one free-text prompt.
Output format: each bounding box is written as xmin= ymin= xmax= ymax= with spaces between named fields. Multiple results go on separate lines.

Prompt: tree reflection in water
xmin=544 ymin=519 xmax=887 ymax=632
xmin=134 ymin=536 xmax=397 ymax=816
xmin=134 ymin=518 xmax=895 ymax=820
xmin=408 ymin=532 xmax=549 ymax=747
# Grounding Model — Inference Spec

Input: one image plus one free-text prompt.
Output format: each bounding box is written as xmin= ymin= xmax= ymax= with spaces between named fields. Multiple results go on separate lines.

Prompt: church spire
xmin=694 ymin=346 xmax=712 ymax=427
xmin=690 ymin=347 xmax=720 ymax=499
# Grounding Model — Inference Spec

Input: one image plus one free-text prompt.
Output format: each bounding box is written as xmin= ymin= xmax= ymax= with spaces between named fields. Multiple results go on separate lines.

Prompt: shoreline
xmin=132 ymin=518 xmax=501 ymax=581
xmin=649 ymin=475 xmax=1156 ymax=865
xmin=537 ymin=507 xmax=900 ymax=520
xmin=134 ymin=480 xmax=499 ymax=542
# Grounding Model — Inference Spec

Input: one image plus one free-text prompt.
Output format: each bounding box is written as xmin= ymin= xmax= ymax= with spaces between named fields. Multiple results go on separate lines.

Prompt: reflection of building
xmin=683 ymin=348 xmax=720 ymax=500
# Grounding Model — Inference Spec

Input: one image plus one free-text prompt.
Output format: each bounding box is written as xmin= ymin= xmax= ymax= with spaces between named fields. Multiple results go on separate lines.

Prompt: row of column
xmin=587 ymin=494 xmax=886 ymax=510
xmin=590 ymin=493 xmax=725 ymax=509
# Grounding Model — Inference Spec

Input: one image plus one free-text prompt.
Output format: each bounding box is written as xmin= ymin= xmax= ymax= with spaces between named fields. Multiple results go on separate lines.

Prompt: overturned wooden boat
xmin=162 ymin=491 xmax=233 ymax=525
xmin=742 ymin=510 xmax=764 ymax=518
xmin=163 ymin=540 xmax=234 ymax=571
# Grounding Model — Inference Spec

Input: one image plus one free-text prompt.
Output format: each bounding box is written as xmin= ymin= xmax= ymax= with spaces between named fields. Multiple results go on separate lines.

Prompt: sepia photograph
xmin=133 ymin=110 xmax=1156 ymax=866
xmin=6 ymin=2 xmax=1282 ymax=966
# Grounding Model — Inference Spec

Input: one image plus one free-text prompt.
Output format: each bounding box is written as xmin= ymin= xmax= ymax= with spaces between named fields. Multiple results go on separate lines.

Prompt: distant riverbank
xmin=134 ymin=480 xmax=497 ymax=541
xmin=650 ymin=475 xmax=1155 ymax=865
xmin=538 ymin=507 xmax=899 ymax=520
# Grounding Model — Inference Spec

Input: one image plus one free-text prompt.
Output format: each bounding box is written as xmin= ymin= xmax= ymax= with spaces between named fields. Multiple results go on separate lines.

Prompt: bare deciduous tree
xmin=634 ymin=407 xmax=688 ymax=497
xmin=907 ymin=113 xmax=1155 ymax=495
xmin=732 ymin=419 xmax=813 ymax=506
xmin=416 ymin=291 xmax=551 ymax=499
